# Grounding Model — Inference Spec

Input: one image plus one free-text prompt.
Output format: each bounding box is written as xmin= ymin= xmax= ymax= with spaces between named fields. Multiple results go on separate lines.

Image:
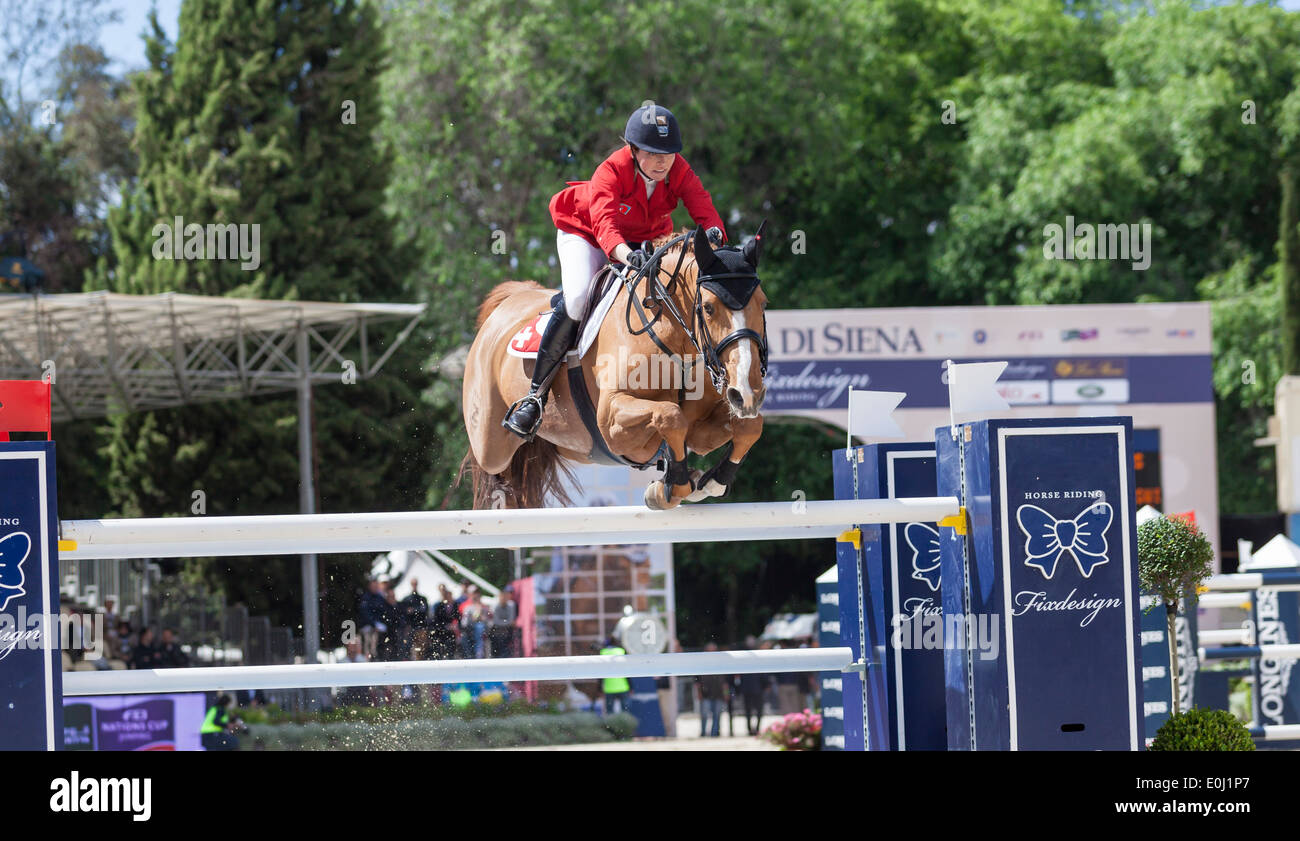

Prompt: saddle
xmin=505 ymin=264 xmax=622 ymax=361
xmin=503 ymin=264 xmax=668 ymax=470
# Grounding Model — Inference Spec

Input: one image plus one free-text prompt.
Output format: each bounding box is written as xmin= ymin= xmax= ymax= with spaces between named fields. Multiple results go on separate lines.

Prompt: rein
xmin=616 ymin=230 xmax=769 ymax=396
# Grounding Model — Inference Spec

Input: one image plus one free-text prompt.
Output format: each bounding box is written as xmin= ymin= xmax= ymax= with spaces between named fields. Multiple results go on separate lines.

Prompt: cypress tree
xmin=93 ymin=0 xmax=429 ymax=637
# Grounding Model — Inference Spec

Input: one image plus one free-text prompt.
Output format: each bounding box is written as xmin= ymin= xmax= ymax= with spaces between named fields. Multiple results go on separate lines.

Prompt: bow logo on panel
xmin=1015 ymin=502 xmax=1113 ymax=580
xmin=904 ymin=522 xmax=942 ymax=592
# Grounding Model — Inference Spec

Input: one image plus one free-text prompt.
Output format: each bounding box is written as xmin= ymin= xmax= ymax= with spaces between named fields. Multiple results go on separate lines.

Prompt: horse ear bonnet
xmin=699 ymin=246 xmax=761 ymax=310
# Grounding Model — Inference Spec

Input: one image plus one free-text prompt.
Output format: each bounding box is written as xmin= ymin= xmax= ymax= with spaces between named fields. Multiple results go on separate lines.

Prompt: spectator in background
xmin=656 ymin=637 xmax=681 ymax=738
xmin=128 ymin=627 xmax=161 ymax=670
xmin=59 ymin=606 xmax=83 ymax=664
xmin=358 ymin=579 xmax=387 ymax=660
xmin=599 ymin=637 xmax=630 ymax=715
xmin=378 ymin=582 xmax=405 ymax=662
xmin=336 ymin=640 xmax=372 ymax=706
xmin=80 ymin=611 xmax=100 ymax=664
xmin=775 ymin=643 xmax=803 ymax=714
xmin=101 ymin=598 xmax=120 ymax=661
xmin=113 ymin=620 xmax=133 ymax=661
xmin=454 ymin=581 xmax=471 ymax=609
xmin=760 ymin=640 xmax=780 ymax=713
xmin=401 ymin=578 xmax=430 ymax=659
xmin=430 ymin=584 xmax=459 ymax=661
xmin=200 ymin=694 xmax=243 ymax=751
xmin=694 ymin=642 xmax=726 ymax=737
xmin=460 ymin=587 xmax=487 ymax=659
xmin=101 ymin=596 xmax=118 ymax=625
xmin=800 ymin=641 xmax=818 ymax=712
xmin=737 ymin=635 xmax=769 ymax=735
xmin=158 ymin=627 xmax=190 ymax=668
xmin=488 ymin=586 xmax=517 ymax=658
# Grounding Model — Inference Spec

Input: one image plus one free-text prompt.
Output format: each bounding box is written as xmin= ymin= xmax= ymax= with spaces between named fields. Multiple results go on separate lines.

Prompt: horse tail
xmin=457 ymin=279 xmax=576 ymax=510
xmin=475 ymin=280 xmax=543 ymax=330
xmin=457 ymin=439 xmax=575 ymax=510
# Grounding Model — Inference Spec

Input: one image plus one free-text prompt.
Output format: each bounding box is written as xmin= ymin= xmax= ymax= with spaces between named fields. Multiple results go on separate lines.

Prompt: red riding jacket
xmin=550 ymin=145 xmax=727 ymax=258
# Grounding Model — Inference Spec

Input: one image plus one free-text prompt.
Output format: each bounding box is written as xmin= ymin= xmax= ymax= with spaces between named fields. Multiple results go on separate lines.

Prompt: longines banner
xmin=765 ymin=302 xmax=1219 ymax=559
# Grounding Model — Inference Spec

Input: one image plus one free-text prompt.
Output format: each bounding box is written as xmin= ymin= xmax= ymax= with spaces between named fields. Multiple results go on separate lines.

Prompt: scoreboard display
xmin=1134 ymin=428 xmax=1162 ymax=509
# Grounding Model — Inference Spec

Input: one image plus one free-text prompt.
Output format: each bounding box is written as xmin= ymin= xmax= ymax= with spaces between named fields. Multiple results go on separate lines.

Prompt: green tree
xmin=931 ymin=1 xmax=1300 ymax=513
xmin=1138 ymin=514 xmax=1214 ymax=715
xmin=94 ymin=0 xmax=430 ymax=639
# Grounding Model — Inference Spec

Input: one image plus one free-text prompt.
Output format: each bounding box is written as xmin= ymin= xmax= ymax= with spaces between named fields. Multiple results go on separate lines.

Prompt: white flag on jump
xmin=946 ymin=360 xmax=1010 ymax=416
xmin=847 ymin=388 xmax=906 ymax=440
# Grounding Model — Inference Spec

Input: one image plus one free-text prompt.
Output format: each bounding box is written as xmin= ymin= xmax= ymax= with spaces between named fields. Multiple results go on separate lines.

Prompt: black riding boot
xmin=502 ymin=298 xmax=581 ymax=440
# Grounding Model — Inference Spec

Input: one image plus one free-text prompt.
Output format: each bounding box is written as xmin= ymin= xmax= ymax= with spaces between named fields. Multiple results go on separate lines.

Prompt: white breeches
xmin=557 ymin=230 xmax=608 ymax=318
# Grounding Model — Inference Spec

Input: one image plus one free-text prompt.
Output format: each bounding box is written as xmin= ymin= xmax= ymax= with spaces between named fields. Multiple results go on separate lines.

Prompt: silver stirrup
xmin=503 ymin=393 xmax=545 ymax=438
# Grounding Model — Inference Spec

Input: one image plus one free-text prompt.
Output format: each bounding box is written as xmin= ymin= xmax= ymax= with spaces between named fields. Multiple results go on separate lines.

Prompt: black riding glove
xmin=623 ymin=243 xmax=650 ymax=270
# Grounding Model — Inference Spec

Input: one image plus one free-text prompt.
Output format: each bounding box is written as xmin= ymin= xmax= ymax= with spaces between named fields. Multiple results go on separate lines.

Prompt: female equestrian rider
xmin=502 ymin=102 xmax=729 ymax=439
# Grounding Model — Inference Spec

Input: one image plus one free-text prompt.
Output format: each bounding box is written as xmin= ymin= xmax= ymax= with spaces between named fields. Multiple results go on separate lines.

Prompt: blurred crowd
xmin=60 ymin=596 xmax=192 ymax=672
xmin=342 ymin=577 xmax=520 ymax=705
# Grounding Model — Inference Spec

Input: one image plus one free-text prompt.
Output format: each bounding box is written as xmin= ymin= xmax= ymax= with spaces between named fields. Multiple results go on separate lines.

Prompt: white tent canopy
xmin=1241 ymin=533 xmax=1300 ymax=571
xmin=761 ymin=613 xmax=817 ymax=641
xmin=370 ymin=549 xmax=502 ymax=604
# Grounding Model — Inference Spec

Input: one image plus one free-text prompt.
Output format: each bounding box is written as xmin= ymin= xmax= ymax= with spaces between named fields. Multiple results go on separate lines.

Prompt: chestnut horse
xmin=460 ymin=225 xmax=769 ymax=510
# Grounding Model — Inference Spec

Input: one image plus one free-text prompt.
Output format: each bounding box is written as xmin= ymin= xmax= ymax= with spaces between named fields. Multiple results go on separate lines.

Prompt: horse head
xmin=689 ymin=222 xmax=768 ymax=418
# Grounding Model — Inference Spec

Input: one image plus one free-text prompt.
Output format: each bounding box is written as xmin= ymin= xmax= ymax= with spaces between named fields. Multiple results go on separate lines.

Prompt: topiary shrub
xmin=1138 ymin=514 xmax=1215 ymax=716
xmin=1148 ymin=707 xmax=1255 ymax=751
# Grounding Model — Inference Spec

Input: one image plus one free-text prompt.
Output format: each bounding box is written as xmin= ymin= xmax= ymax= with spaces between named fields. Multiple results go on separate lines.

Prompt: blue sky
xmin=15 ymin=0 xmax=1300 ymax=101
xmin=95 ymin=1 xmax=1300 ymax=79
xmin=100 ymin=0 xmax=182 ymax=77
xmin=74 ymin=0 xmax=1300 ymax=80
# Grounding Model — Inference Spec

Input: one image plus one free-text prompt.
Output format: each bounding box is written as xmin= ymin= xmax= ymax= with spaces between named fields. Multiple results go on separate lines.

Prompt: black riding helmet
xmin=622 ymin=103 xmax=682 ymax=155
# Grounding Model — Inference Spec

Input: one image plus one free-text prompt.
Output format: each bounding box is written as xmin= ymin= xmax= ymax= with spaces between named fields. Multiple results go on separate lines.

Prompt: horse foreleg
xmin=683 ymin=414 xmax=764 ymax=502
xmin=605 ymin=392 xmax=692 ymax=510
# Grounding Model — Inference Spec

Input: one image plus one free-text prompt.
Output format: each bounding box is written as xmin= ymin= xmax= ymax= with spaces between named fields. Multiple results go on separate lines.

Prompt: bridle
xmin=617 ymin=230 xmax=769 ymax=396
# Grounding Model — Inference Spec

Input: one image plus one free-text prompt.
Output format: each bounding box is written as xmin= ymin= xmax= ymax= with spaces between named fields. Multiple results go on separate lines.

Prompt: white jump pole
xmin=1195 ymin=592 xmax=1253 ymax=610
xmin=1196 ymin=628 xmax=1252 ymax=646
xmin=59 ymin=498 xmax=959 ymax=559
xmin=1204 ymin=572 xmax=1300 ymax=593
xmin=63 ymin=647 xmax=855 ymax=696
xmin=1198 ymin=643 xmax=1300 ymax=662
xmin=1251 ymin=724 xmax=1300 ymax=741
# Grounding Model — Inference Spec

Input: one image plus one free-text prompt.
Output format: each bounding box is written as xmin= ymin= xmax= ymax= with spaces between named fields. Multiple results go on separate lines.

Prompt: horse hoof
xmin=644 ymin=481 xmax=675 ymax=510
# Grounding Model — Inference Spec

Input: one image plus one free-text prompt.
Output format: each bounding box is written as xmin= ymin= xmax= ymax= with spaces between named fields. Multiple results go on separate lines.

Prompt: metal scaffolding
xmin=1 ymin=290 xmax=426 ymax=695
xmin=0 ymin=291 xmax=425 ymax=421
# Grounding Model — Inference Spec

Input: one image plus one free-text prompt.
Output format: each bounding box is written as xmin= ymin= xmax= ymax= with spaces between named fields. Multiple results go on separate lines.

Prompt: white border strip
xmin=997 ymin=425 xmax=1137 ymax=751
xmin=886 ymin=448 xmax=937 ymax=752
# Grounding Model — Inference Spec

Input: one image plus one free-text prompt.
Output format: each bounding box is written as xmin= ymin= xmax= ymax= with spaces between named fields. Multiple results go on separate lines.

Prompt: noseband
xmin=693 ymin=272 xmax=769 ymax=394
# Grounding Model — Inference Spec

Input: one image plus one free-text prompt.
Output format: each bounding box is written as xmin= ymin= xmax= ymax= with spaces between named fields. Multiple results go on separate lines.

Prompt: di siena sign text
xmin=777 ymin=323 xmax=925 ymax=356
